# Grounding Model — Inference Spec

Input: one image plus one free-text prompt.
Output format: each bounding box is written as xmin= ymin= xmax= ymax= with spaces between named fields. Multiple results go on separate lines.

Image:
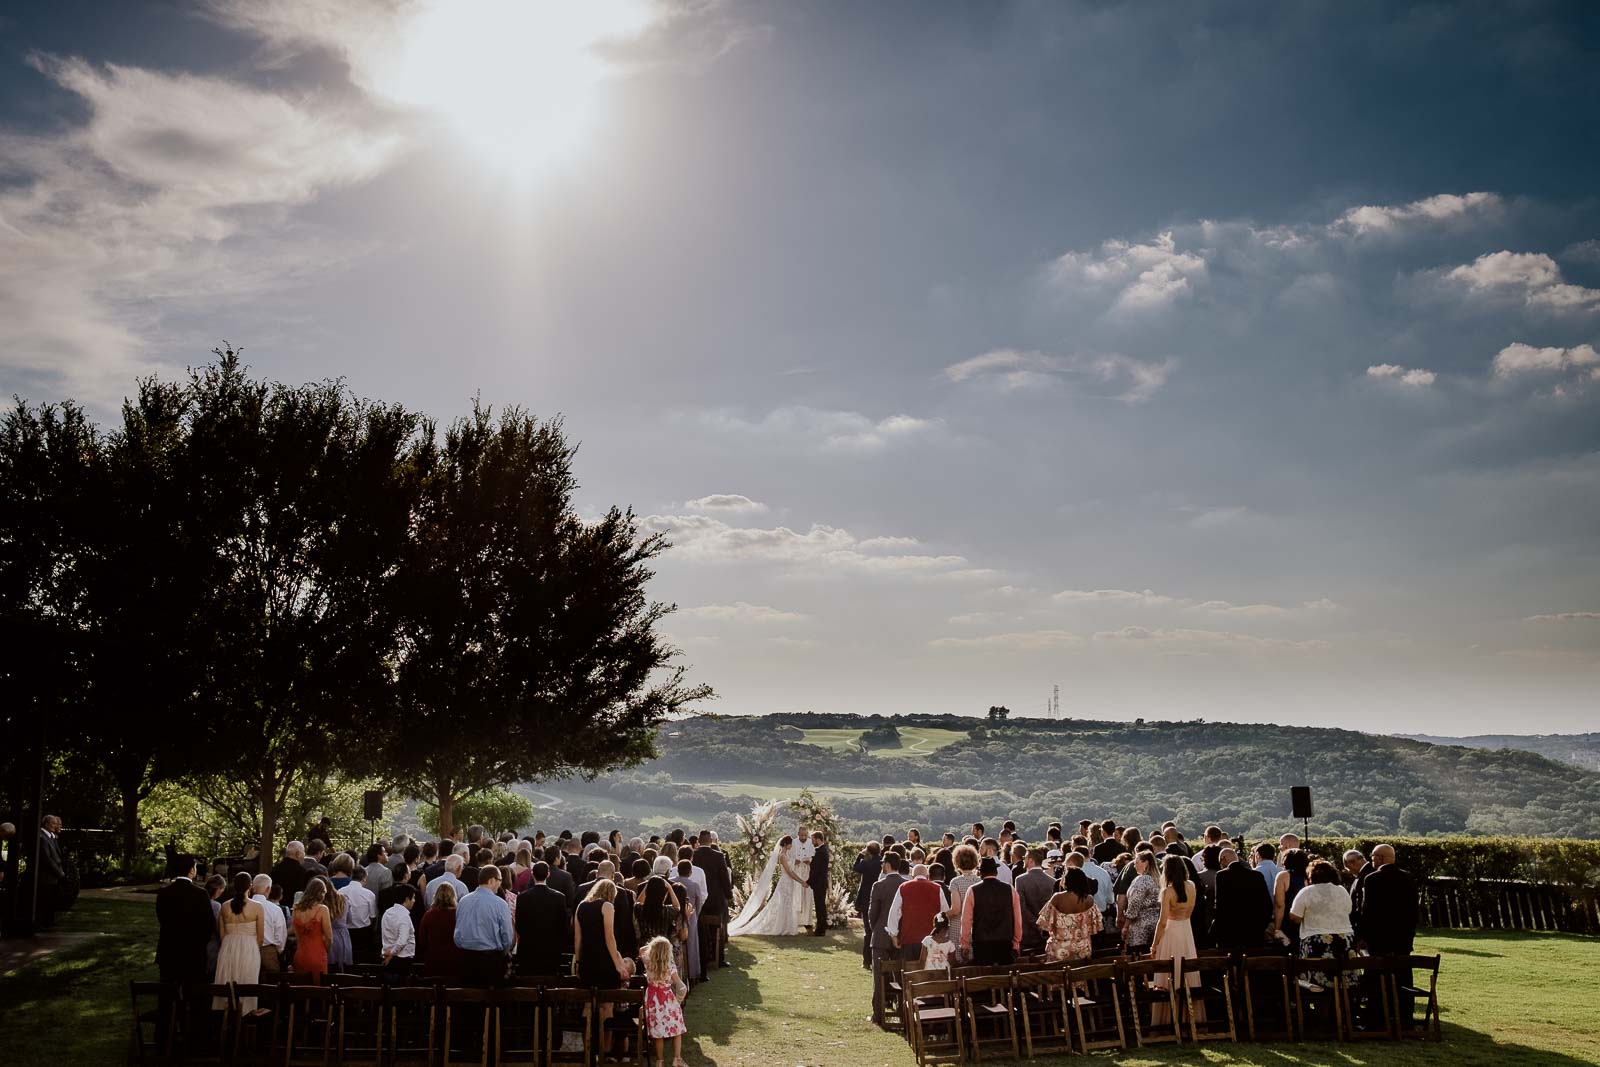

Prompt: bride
xmin=728 ymin=835 xmax=808 ymax=937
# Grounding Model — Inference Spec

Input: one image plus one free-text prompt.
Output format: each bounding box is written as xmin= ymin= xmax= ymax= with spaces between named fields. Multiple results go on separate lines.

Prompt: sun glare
xmin=368 ymin=0 xmax=653 ymax=171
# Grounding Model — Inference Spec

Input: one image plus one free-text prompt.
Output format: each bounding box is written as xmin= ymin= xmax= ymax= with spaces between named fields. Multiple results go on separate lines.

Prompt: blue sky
xmin=2 ymin=1 xmax=1597 ymax=730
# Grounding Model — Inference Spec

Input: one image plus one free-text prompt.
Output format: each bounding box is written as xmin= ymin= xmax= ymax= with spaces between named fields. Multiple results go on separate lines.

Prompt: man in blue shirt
xmin=454 ymin=864 xmax=514 ymax=986
xmin=1252 ymin=842 xmax=1282 ymax=892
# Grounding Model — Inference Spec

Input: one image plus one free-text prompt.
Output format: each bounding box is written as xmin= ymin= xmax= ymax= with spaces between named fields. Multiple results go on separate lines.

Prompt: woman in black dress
xmin=574 ymin=878 xmax=633 ymax=1054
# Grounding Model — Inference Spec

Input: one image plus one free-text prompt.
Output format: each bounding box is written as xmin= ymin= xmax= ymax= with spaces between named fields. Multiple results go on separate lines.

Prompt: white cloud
xmin=1522 ymin=611 xmax=1600 ymax=623
xmin=1367 ymin=364 xmax=1438 ymax=387
xmin=1446 ymin=251 xmax=1600 ymax=312
xmin=696 ymin=406 xmax=941 ymax=450
xmin=1332 ymin=192 xmax=1501 ymax=236
xmin=1491 ymin=343 xmax=1600 ymax=377
xmin=641 ymin=513 xmax=974 ymax=577
xmin=1051 ymin=588 xmax=1336 ymax=618
xmin=1052 ymin=588 xmax=1181 ymax=607
xmin=1051 ymin=231 xmax=1208 ymax=311
xmin=945 ymin=611 xmax=1005 ymax=626
xmin=857 ymin=536 xmax=922 ymax=550
xmin=683 ymin=493 xmax=769 ymax=514
xmin=0 ymin=54 xmax=401 ymax=401
xmin=943 ymin=349 xmax=1176 ymax=403
xmin=929 ymin=630 xmax=1083 ymax=652
xmin=1091 ymin=626 xmax=1331 ymax=653
xmin=678 ymin=601 xmax=807 ymax=623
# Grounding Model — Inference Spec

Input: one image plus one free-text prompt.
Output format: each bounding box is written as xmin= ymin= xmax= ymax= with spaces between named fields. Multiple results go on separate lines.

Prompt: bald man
xmin=1356 ymin=844 xmax=1417 ymax=1027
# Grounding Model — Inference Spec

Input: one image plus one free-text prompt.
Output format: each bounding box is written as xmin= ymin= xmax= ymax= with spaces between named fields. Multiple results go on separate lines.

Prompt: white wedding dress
xmin=728 ymin=845 xmax=805 ymax=937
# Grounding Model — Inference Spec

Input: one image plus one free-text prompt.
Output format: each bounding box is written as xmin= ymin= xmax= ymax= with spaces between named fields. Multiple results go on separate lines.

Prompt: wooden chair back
xmin=1065 ymin=962 xmax=1127 ymax=1052
xmin=385 ymin=985 xmax=438 ymax=1065
xmin=129 ymin=981 xmax=174 ymax=1062
xmin=493 ymin=987 xmax=542 ymax=1066
xmin=1117 ymin=958 xmax=1183 ymax=1046
xmin=904 ymin=978 xmax=965 ymax=1067
xmin=1398 ymin=954 xmax=1442 ymax=1041
xmin=1240 ymin=955 xmax=1294 ymax=1041
xmin=541 ymin=987 xmax=595 ymax=1065
xmin=1292 ymin=958 xmax=1346 ymax=1041
xmin=441 ymin=987 xmax=494 ymax=1067
xmin=282 ymin=984 xmax=336 ymax=1067
xmin=598 ymin=988 xmax=647 ymax=1065
xmin=335 ymin=985 xmax=385 ymax=1064
xmin=1012 ymin=968 xmax=1073 ymax=1058
xmin=1179 ymin=955 xmax=1237 ymax=1043
xmin=960 ymin=973 xmax=1018 ymax=1062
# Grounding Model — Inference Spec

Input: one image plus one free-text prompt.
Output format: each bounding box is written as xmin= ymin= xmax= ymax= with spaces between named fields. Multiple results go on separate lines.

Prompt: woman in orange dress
xmin=291 ymin=877 xmax=333 ymax=982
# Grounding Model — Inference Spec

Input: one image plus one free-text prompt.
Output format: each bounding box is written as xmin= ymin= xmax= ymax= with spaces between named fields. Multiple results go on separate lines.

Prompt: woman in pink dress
xmin=642 ymin=937 xmax=688 ymax=1067
xmin=1150 ymin=855 xmax=1203 ymax=1026
xmin=1038 ymin=867 xmax=1102 ymax=963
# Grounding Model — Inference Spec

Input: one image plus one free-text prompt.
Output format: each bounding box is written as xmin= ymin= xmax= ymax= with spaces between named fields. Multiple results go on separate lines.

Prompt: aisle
xmin=681 ymin=930 xmax=917 ymax=1066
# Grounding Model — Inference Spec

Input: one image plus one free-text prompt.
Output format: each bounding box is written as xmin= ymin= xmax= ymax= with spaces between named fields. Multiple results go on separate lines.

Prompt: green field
xmin=9 ymin=891 xmax=1595 ymax=1066
xmin=799 ymin=726 xmax=968 ymax=758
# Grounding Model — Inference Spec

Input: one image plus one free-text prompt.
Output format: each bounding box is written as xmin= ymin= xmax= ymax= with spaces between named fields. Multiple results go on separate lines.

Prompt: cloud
xmin=1522 ymin=611 xmax=1600 ymax=623
xmin=1051 ymin=588 xmax=1336 ymax=618
xmin=1091 ymin=626 xmax=1332 ymax=653
xmin=683 ymin=493 xmax=769 ymax=514
xmin=1050 ymin=230 xmax=1208 ymax=311
xmin=929 ymin=630 xmax=1083 ymax=652
xmin=641 ymin=513 xmax=976 ymax=577
xmin=1445 ymin=251 xmax=1600 ymax=311
xmin=943 ymin=349 xmax=1177 ymax=402
xmin=1052 ymin=588 xmax=1181 ymax=607
xmin=1331 ymin=191 xmax=1501 ymax=236
xmin=1491 ymin=343 xmax=1600 ymax=378
xmin=678 ymin=601 xmax=807 ymax=623
xmin=695 ymin=406 xmax=942 ymax=450
xmin=0 ymin=52 xmax=400 ymax=401
xmin=1367 ymin=364 xmax=1438 ymax=387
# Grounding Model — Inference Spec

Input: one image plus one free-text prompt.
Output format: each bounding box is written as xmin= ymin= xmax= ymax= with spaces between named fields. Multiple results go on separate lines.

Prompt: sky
xmin=1 ymin=1 xmax=1597 ymax=732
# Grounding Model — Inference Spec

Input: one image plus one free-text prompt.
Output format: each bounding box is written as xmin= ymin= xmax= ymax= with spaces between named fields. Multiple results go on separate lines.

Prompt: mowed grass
xmin=11 ymin=893 xmax=1595 ymax=1067
xmin=798 ymin=726 xmax=968 ymax=758
xmin=684 ymin=927 xmax=1600 ymax=1067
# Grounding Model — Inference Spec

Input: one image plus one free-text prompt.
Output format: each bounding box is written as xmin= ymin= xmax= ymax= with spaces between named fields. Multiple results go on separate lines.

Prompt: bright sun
xmin=367 ymin=0 xmax=654 ymax=171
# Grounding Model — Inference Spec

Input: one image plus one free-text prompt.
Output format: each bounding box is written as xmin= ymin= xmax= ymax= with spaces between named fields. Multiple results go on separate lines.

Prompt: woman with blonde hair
xmin=574 ymin=877 xmax=634 ymax=1056
xmin=319 ymin=875 xmax=352 ymax=972
xmin=418 ymin=881 xmax=464 ymax=980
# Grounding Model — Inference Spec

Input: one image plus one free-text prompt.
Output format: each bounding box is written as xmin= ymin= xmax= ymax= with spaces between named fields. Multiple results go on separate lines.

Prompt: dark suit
xmin=1357 ymin=864 xmax=1418 ymax=1024
xmin=867 ymin=872 xmax=906 ymax=1023
xmin=270 ymin=857 xmax=308 ymax=902
xmin=156 ymin=878 xmax=216 ymax=1047
xmin=1014 ymin=868 xmax=1057 ymax=955
xmin=34 ymin=830 xmax=66 ymax=928
xmin=853 ymin=851 xmax=880 ymax=966
xmin=692 ymin=844 xmax=733 ymax=968
xmin=1211 ymin=860 xmax=1273 ymax=949
xmin=546 ymin=867 xmax=579 ymax=914
xmin=808 ymin=843 xmax=831 ymax=935
xmin=514 ymin=883 xmax=571 ymax=976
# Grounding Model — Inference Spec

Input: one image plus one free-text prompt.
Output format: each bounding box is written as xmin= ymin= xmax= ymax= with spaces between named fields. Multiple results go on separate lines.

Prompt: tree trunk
xmin=437 ymin=789 xmax=455 ymax=843
xmin=119 ymin=788 xmax=142 ymax=871
xmin=259 ymin=782 xmax=279 ymax=874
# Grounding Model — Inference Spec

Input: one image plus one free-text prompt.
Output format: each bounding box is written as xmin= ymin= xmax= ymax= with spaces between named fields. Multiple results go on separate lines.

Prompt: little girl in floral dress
xmin=642 ymin=937 xmax=688 ymax=1067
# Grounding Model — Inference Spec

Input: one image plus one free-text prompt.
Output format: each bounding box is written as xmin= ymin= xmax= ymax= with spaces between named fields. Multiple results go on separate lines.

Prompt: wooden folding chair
xmin=494 ymin=986 xmax=542 ymax=1066
xmin=1394 ymin=954 xmax=1441 ymax=1041
xmin=1066 ymin=962 xmax=1128 ymax=1052
xmin=960 ymin=974 xmax=1017 ymax=1062
xmin=442 ymin=987 xmax=495 ymax=1067
xmin=598 ymin=987 xmax=647 ymax=1065
xmin=130 ymin=981 xmax=176 ymax=1062
xmin=1012 ymin=968 xmax=1073 ymax=1058
xmin=281 ymin=983 xmax=336 ymax=1066
xmin=386 ymin=985 xmax=438 ymax=1066
xmin=1343 ymin=954 xmax=1402 ymax=1040
xmin=1240 ymin=955 xmax=1294 ymax=1041
xmin=1180 ymin=955 xmax=1237 ymax=1042
xmin=230 ymin=982 xmax=280 ymax=1064
xmin=335 ymin=984 xmax=385 ymax=1064
xmin=876 ymin=956 xmax=907 ymax=1031
xmin=905 ymin=978 xmax=965 ymax=1066
xmin=1120 ymin=958 xmax=1183 ymax=1046
xmin=179 ymin=982 xmax=235 ymax=1063
xmin=1293 ymin=958 xmax=1345 ymax=1042
xmin=542 ymin=987 xmax=595 ymax=1066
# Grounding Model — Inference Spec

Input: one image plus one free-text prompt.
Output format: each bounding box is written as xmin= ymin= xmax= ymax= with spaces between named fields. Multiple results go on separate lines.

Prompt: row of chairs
xmin=880 ymin=951 xmax=1440 ymax=1064
xmin=131 ymin=978 xmax=653 ymax=1066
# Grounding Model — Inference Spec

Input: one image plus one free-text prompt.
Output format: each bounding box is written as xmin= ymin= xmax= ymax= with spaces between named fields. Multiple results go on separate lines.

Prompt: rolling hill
xmin=1395 ymin=733 xmax=1600 ymax=772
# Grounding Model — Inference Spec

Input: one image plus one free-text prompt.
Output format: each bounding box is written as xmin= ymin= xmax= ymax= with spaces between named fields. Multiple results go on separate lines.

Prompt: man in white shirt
xmin=250 ymin=874 xmax=288 ymax=972
xmin=980 ymin=838 xmax=1013 ymax=885
xmin=424 ymin=854 xmax=466 ymax=906
xmin=884 ymin=864 xmax=951 ymax=946
xmin=381 ymin=884 xmax=418 ymax=973
xmin=339 ymin=865 xmax=379 ymax=959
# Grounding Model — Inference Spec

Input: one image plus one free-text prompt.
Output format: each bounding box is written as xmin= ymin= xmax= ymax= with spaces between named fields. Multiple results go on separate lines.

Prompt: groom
xmin=807 ymin=831 xmax=831 ymax=936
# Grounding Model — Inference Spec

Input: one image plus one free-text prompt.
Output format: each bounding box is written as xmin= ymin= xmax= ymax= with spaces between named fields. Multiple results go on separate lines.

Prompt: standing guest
xmin=1211 ymin=846 xmax=1273 ymax=950
xmin=363 ymin=844 xmax=393 ymax=895
xmin=250 ymin=874 xmax=287 ymax=973
xmin=636 ymin=876 xmax=685 ymax=977
xmin=1291 ymin=860 xmax=1354 ymax=965
xmin=1092 ymin=820 xmax=1122 ymax=865
xmin=1355 ymin=843 xmax=1418 ymax=1019
xmin=155 ymin=855 xmax=214 ymax=1048
xmin=516 ymin=861 xmax=572 ymax=977
xmin=455 ymin=864 xmax=515 ymax=987
xmin=320 ymin=875 xmax=353 ymax=972
xmin=1013 ymin=847 xmax=1057 ymax=956
xmin=1120 ymin=852 xmax=1161 ymax=955
xmin=1252 ymin=843 xmax=1282 ymax=893
xmin=582 ymin=860 xmax=640 ymax=963
xmin=545 ymin=846 xmax=579 ymax=913
xmin=946 ymin=844 xmax=982 ymax=913
xmin=867 ymin=854 xmax=908 ymax=1024
xmin=1039 ymin=867 xmax=1102 ymax=963
xmin=291 ymin=878 xmax=333 ymax=982
xmin=574 ymin=879 xmax=635 ymax=1058
xmin=511 ymin=846 xmax=536 ymax=892
xmin=381 ymin=884 xmax=418 ymax=973
xmin=959 ymin=857 xmax=1021 ymax=966
xmin=1073 ymin=850 xmax=1116 ymax=922
xmin=203 ymin=874 xmax=227 ymax=976
xmin=671 ymin=859 xmax=706 ymax=983
xmin=853 ymin=843 xmax=882 ymax=968
xmin=918 ymin=914 xmax=956 ymax=971
xmin=213 ymin=873 xmax=263 ymax=1011
xmin=424 ymin=854 xmax=467 ymax=907
xmin=339 ymin=864 xmax=378 ymax=958
xmin=418 ymin=882 xmax=465 ymax=981
xmin=1342 ymin=849 xmax=1367 ymax=890
xmin=302 ymin=840 xmax=330 ymax=878
xmin=979 ymin=838 xmax=1013 ymax=886
xmin=691 ymin=831 xmax=732 ymax=969
xmin=1196 ymin=845 xmax=1223 ymax=899
xmin=328 ymin=853 xmax=355 ymax=889
xmin=33 ymin=816 xmax=66 ymax=929
xmin=886 ymin=863 xmax=949 ymax=963
xmin=1150 ymin=855 xmax=1203 ymax=1027
xmin=271 ymin=842 xmax=310 ymax=903
xmin=1279 ymin=832 xmax=1301 ymax=855
xmin=1272 ymin=848 xmax=1311 ymax=952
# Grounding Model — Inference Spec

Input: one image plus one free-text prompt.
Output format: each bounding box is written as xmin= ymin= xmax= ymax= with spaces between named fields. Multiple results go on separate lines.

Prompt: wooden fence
xmin=1422 ymin=876 xmax=1598 ymax=934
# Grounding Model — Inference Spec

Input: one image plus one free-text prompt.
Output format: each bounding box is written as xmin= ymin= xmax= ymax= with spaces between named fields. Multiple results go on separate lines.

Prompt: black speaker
xmin=1290 ymin=786 xmax=1313 ymax=820
xmin=363 ymin=790 xmax=384 ymax=822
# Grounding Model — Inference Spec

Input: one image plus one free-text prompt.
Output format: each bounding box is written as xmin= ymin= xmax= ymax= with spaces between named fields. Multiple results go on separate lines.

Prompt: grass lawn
xmin=8 ymin=893 xmax=1595 ymax=1067
xmin=799 ymin=726 xmax=969 ymax=758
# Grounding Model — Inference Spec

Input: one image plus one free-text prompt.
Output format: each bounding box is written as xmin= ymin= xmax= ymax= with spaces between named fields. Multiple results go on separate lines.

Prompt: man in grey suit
xmin=35 ymin=815 xmax=66 ymax=929
xmin=867 ymin=852 xmax=908 ymax=1024
xmin=1013 ymin=846 xmax=1057 ymax=956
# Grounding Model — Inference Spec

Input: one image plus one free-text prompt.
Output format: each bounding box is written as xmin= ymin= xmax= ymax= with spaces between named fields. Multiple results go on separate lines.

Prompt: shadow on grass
xmin=683 ymin=939 xmax=767 ymax=1057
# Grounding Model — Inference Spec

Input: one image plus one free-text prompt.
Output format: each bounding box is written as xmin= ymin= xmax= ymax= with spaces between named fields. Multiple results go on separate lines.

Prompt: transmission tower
xmin=1052 ymin=684 xmax=1061 ymax=719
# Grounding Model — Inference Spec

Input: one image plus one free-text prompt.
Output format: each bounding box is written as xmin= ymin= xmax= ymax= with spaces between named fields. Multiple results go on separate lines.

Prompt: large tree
xmin=183 ymin=350 xmax=426 ymax=862
xmin=376 ymin=403 xmax=711 ymax=834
